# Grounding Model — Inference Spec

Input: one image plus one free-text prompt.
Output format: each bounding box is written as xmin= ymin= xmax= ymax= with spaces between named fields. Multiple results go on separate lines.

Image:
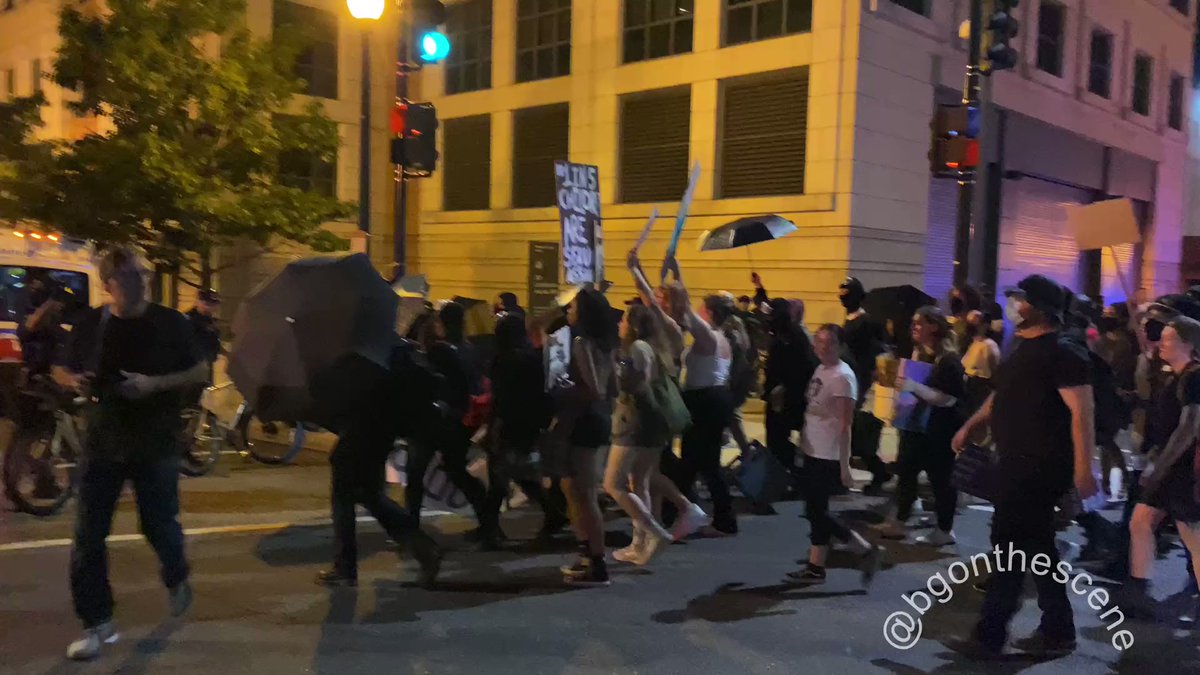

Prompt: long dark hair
xmin=438 ymin=301 xmax=466 ymax=345
xmin=704 ymin=294 xmax=735 ymax=328
xmin=622 ymin=303 xmax=656 ymax=349
xmin=574 ymin=287 xmax=616 ymax=352
xmin=914 ymin=305 xmax=955 ymax=357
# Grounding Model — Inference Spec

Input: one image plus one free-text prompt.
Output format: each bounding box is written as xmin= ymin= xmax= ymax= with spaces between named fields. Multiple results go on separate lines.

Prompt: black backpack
xmin=1089 ymin=350 xmax=1124 ymax=439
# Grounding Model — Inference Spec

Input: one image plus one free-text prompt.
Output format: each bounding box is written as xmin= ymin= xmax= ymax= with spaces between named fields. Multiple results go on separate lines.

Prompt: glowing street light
xmin=346 ymin=0 xmax=384 ymax=20
xmin=347 ymin=0 xmax=385 ymax=244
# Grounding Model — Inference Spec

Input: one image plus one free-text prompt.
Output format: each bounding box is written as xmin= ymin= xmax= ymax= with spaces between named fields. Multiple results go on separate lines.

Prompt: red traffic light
xmin=390 ymin=102 xmax=408 ymax=135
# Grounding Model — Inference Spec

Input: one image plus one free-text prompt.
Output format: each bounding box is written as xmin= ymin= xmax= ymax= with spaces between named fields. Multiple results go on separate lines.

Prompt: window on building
xmin=445 ymin=0 xmax=492 ymax=95
xmin=277 ymin=117 xmax=336 ymax=197
xmin=1170 ymin=0 xmax=1189 ymax=16
xmin=890 ymin=0 xmax=928 ymax=16
xmin=1132 ymin=53 xmax=1153 ymax=117
xmin=724 ymin=0 xmax=812 ymax=46
xmin=511 ymin=103 xmax=569 ymax=208
xmin=1169 ymin=73 xmax=1185 ymax=130
xmin=1087 ymin=29 xmax=1113 ymax=98
xmin=30 ymin=58 xmax=41 ymax=95
xmin=719 ymin=68 xmax=808 ymax=198
xmin=3 ymin=69 xmax=14 ymax=100
xmin=273 ymin=0 xmax=339 ymax=100
xmin=623 ymin=0 xmax=694 ymax=64
xmin=1036 ymin=1 xmax=1065 ymax=77
xmin=516 ymin=0 xmax=571 ymax=83
xmin=619 ymin=88 xmax=690 ymax=203
xmin=443 ymin=115 xmax=492 ymax=210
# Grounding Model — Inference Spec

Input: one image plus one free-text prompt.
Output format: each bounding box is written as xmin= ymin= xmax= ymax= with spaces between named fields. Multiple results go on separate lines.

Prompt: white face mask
xmin=1005 ymin=296 xmax=1023 ymax=326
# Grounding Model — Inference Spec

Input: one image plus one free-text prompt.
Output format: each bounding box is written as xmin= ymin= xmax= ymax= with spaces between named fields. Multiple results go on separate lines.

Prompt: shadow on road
xmin=652 ymin=581 xmax=867 ymax=624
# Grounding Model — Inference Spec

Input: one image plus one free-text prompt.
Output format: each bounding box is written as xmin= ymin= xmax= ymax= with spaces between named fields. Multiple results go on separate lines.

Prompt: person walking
xmin=53 ymin=248 xmax=209 ymax=661
xmin=625 ymin=251 xmax=712 ymax=539
xmin=839 ymin=277 xmax=891 ymax=492
xmin=787 ymin=324 xmax=882 ymax=584
xmin=951 ymin=274 xmax=1099 ymax=657
xmin=664 ymin=256 xmax=738 ymax=535
xmin=551 ymin=287 xmax=617 ymax=586
xmin=960 ymin=310 xmax=1000 ymax=416
xmin=874 ymin=306 xmax=965 ymax=546
xmin=604 ymin=303 xmax=676 ymax=565
xmin=1093 ymin=302 xmax=1139 ymax=500
xmin=406 ymin=302 xmax=497 ymax=547
xmin=762 ymin=298 xmax=817 ymax=493
xmin=317 ymin=343 xmax=442 ymax=589
xmin=486 ymin=312 xmax=565 ymax=537
xmin=184 ymin=289 xmax=222 ymax=375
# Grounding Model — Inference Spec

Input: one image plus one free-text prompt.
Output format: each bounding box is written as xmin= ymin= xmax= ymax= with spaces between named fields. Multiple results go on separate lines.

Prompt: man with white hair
xmin=53 ymin=247 xmax=208 ymax=661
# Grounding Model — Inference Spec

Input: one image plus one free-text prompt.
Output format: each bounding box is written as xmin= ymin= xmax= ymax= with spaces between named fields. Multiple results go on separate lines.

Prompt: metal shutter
xmin=443 ymin=115 xmax=491 ymax=211
xmin=719 ymin=68 xmax=808 ymax=198
xmin=620 ymin=88 xmax=691 ymax=203
xmin=512 ymin=103 xmax=570 ymax=208
xmin=923 ymin=177 xmax=959 ymax=308
xmin=996 ymin=178 xmax=1090 ymax=295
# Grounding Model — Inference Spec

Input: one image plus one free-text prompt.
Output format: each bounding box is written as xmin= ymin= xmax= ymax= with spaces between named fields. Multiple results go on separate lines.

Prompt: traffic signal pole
xmin=393 ymin=14 xmax=409 ymax=280
xmin=954 ymin=0 xmax=985 ymax=287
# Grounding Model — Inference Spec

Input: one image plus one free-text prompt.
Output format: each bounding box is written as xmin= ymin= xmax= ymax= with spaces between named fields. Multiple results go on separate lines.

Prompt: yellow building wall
xmin=408 ymin=0 xmax=864 ymax=326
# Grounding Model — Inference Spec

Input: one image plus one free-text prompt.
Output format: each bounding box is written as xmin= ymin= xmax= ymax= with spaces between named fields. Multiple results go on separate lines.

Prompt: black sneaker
xmin=786 ymin=567 xmax=826 ymax=584
xmin=566 ymin=558 xmax=610 ymax=587
xmin=1178 ymin=597 xmax=1200 ymax=629
xmin=560 ymin=555 xmax=590 ymax=577
xmin=315 ymin=568 xmax=358 ymax=588
xmin=1011 ymin=631 xmax=1077 ymax=657
xmin=861 ymin=482 xmax=887 ymax=497
xmin=860 ymin=545 xmax=884 ymax=588
xmin=1115 ymin=583 xmax=1159 ymax=621
xmin=168 ymin=580 xmax=193 ymax=618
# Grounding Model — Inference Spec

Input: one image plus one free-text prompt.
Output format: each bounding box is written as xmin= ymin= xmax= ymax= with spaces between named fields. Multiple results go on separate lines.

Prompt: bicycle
xmin=183 ymin=382 xmax=310 ymax=469
xmin=2 ymin=383 xmax=87 ymax=516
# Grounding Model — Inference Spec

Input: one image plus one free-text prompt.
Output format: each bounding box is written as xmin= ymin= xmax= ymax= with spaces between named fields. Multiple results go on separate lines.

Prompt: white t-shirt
xmin=801 ymin=361 xmax=858 ymax=461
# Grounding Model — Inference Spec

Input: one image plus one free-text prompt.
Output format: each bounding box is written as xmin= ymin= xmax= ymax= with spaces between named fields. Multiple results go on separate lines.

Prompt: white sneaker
xmin=915 ymin=529 xmax=956 ymax=547
xmin=613 ymin=529 xmax=645 ymax=564
xmin=872 ymin=519 xmax=909 ymax=540
xmin=671 ymin=504 xmax=712 ymax=540
xmin=67 ymin=622 xmax=119 ymax=661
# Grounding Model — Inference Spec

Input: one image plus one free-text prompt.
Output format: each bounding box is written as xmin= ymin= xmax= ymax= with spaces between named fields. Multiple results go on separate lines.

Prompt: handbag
xmin=729 ymin=440 xmax=790 ymax=505
xmin=647 ymin=354 xmax=690 ymax=436
xmin=951 ymin=443 xmax=1001 ymax=502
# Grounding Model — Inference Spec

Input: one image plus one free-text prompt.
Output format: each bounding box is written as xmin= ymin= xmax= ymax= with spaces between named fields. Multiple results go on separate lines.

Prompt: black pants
xmin=852 ymin=409 xmax=889 ymax=485
xmin=71 ymin=454 xmax=188 ymax=628
xmin=976 ymin=466 xmax=1074 ymax=648
xmin=405 ymin=423 xmax=489 ymax=525
xmin=484 ymin=440 xmax=556 ymax=527
xmin=765 ymin=407 xmax=796 ymax=471
xmin=804 ymin=456 xmax=851 ymax=546
xmin=677 ymin=387 xmax=734 ymax=529
xmin=330 ymin=429 xmax=426 ymax=576
xmin=895 ymin=430 xmax=957 ymax=532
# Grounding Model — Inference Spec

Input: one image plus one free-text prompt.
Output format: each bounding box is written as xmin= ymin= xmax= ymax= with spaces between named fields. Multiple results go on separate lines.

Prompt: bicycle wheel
xmin=3 ymin=425 xmax=77 ymax=516
xmin=244 ymin=418 xmax=309 ymax=465
xmin=179 ymin=407 xmax=223 ymax=477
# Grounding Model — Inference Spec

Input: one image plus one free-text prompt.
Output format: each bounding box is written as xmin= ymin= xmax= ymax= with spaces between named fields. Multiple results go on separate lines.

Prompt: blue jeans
xmin=70 ymin=454 xmax=188 ymax=628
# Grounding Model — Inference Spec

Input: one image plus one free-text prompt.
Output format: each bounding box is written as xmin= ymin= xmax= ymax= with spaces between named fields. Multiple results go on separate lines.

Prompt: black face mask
xmin=1144 ymin=319 xmax=1165 ymax=343
xmin=950 ymin=297 xmax=965 ymax=315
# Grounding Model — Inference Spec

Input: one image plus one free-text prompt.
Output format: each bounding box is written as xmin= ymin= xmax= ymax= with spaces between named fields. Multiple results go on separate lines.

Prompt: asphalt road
xmin=1 ymin=447 xmax=1198 ymax=675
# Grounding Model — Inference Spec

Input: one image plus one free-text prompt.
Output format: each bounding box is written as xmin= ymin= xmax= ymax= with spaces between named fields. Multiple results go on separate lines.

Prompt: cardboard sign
xmin=555 ymin=161 xmax=602 ymax=285
xmin=1067 ymin=198 xmax=1141 ymax=251
xmin=528 ymin=241 xmax=560 ymax=315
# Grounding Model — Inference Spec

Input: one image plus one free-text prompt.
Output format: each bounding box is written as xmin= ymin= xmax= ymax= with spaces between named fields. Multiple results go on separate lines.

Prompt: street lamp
xmin=348 ymin=0 xmax=384 ymax=245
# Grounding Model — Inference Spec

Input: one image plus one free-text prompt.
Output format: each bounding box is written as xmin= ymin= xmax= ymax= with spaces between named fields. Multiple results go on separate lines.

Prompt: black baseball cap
xmin=1005 ymin=274 xmax=1065 ymax=321
xmin=1148 ymin=294 xmax=1200 ymax=323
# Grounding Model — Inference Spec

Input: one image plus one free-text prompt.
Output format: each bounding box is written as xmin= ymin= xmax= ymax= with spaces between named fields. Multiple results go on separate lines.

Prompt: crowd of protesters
xmin=42 ymin=243 xmax=1200 ymax=661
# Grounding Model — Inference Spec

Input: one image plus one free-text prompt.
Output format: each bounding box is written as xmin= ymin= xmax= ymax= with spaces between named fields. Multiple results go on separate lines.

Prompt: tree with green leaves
xmin=0 ymin=0 xmax=354 ymax=290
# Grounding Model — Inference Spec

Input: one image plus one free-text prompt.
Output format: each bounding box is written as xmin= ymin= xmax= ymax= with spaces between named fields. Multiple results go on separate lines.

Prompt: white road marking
xmin=0 ymin=511 xmax=455 ymax=553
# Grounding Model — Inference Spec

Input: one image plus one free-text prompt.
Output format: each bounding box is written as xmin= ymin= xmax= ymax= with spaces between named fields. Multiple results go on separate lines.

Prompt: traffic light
xmin=410 ymin=0 xmax=449 ymax=64
xmin=390 ymin=100 xmax=439 ymax=176
xmin=929 ymin=104 xmax=981 ymax=176
xmin=984 ymin=0 xmax=1019 ymax=74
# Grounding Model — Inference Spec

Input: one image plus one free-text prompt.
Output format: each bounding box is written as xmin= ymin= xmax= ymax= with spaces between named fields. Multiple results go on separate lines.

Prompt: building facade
xmin=412 ymin=0 xmax=1194 ymax=322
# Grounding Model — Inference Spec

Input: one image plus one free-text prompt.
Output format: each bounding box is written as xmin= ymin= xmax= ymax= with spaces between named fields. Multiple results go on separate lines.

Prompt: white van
xmin=0 ymin=228 xmax=102 ymax=364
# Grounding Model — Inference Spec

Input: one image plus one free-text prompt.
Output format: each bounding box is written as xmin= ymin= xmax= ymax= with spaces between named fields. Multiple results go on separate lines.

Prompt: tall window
xmin=724 ymin=0 xmax=812 ymax=46
xmin=511 ymin=104 xmax=569 ymax=207
xmin=273 ymin=0 xmax=339 ymax=99
xmin=1169 ymin=73 xmax=1185 ymax=130
xmin=1087 ymin=29 xmax=1113 ymax=99
xmin=719 ymin=69 xmax=808 ymax=198
xmin=1132 ymin=53 xmax=1153 ymax=117
xmin=445 ymin=0 xmax=492 ymax=95
xmin=890 ymin=0 xmax=928 ymax=16
xmin=623 ymin=0 xmax=694 ymax=64
xmin=1036 ymin=1 xmax=1065 ymax=77
xmin=443 ymin=115 xmax=492 ymax=210
xmin=30 ymin=59 xmax=41 ymax=95
xmin=516 ymin=0 xmax=571 ymax=83
xmin=1170 ymin=0 xmax=1189 ymax=15
xmin=620 ymin=88 xmax=690 ymax=203
xmin=279 ymin=150 xmax=336 ymax=197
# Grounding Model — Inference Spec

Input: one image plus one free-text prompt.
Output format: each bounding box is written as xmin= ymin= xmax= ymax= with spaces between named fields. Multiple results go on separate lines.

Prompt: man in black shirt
xmin=839 ymin=277 xmax=890 ymax=492
xmin=53 ymin=248 xmax=207 ymax=661
xmin=952 ymin=274 xmax=1099 ymax=657
xmin=185 ymin=289 xmax=222 ymax=372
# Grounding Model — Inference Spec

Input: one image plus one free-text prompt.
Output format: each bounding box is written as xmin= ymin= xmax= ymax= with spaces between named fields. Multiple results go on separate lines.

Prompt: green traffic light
xmin=419 ymin=31 xmax=450 ymax=62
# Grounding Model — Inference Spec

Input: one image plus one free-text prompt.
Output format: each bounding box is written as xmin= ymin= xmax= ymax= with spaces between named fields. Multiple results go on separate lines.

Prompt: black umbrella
xmin=698 ymin=215 xmax=797 ymax=251
xmin=228 ymin=253 xmax=398 ymax=423
xmin=861 ymin=285 xmax=936 ymax=358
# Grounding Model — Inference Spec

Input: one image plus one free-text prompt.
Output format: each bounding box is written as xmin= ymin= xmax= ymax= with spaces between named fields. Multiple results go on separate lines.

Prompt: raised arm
xmin=627 ymin=249 xmax=684 ymax=357
xmin=665 ymin=255 xmax=719 ymax=353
